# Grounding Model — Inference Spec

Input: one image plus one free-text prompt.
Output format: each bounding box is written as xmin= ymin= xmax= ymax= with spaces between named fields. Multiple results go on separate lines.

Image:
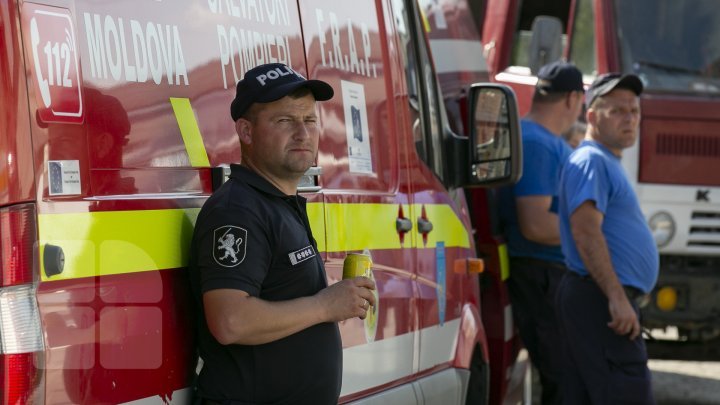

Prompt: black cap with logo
xmin=585 ymin=73 xmax=643 ymax=109
xmin=230 ymin=63 xmax=334 ymax=121
xmin=535 ymin=61 xmax=584 ymax=94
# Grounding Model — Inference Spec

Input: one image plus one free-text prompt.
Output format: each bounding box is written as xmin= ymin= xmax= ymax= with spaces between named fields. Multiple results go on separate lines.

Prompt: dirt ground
xmin=650 ymin=360 xmax=720 ymax=405
xmin=528 ymin=360 xmax=720 ymax=404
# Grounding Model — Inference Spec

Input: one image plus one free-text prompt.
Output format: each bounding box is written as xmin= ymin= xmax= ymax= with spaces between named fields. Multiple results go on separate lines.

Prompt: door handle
xmin=396 ymin=217 xmax=413 ymax=233
xmin=417 ymin=217 xmax=433 ymax=234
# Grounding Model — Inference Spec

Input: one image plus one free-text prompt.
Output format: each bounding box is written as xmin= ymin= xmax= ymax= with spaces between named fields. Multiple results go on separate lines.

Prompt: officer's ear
xmin=586 ymin=107 xmax=597 ymax=127
xmin=235 ymin=118 xmax=252 ymax=145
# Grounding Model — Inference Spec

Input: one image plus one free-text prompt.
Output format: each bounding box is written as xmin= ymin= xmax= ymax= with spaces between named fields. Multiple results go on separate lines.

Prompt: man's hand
xmin=316 ymin=276 xmax=376 ymax=322
xmin=607 ymin=292 xmax=641 ymax=339
xmin=571 ymin=201 xmax=641 ymax=340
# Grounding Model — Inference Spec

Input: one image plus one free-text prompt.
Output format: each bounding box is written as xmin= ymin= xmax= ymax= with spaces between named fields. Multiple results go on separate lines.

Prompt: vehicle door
xmin=391 ymin=0 xmax=477 ymax=402
xmin=300 ymin=1 xmax=418 ymax=401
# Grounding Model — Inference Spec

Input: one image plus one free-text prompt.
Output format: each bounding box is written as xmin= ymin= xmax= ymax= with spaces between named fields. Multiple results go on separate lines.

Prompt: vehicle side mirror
xmin=528 ymin=15 xmax=563 ymax=74
xmin=466 ymin=83 xmax=522 ymax=186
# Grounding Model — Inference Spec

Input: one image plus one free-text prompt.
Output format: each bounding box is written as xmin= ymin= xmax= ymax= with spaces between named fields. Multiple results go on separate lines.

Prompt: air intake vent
xmin=688 ymin=210 xmax=720 ymax=249
xmin=656 ymin=133 xmax=720 ymax=157
xmin=692 ymin=212 xmax=720 ymax=219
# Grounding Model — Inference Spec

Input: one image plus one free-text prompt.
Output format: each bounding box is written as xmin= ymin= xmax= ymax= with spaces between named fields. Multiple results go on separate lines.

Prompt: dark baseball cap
xmin=230 ymin=63 xmax=334 ymax=121
xmin=585 ymin=73 xmax=643 ymax=109
xmin=535 ymin=61 xmax=584 ymax=93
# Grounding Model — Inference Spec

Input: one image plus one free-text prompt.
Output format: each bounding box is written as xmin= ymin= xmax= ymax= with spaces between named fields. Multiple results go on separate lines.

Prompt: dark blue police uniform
xmin=189 ymin=164 xmax=341 ymax=405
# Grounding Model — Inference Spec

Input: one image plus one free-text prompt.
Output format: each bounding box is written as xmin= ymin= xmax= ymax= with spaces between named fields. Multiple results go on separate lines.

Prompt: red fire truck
xmin=1 ymin=0 xmax=528 ymax=403
xmin=481 ymin=0 xmax=720 ymax=359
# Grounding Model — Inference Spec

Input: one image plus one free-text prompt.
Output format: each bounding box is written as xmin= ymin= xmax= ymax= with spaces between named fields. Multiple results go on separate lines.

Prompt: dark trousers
xmin=556 ymin=272 xmax=655 ymax=405
xmin=507 ymin=257 xmax=566 ymax=405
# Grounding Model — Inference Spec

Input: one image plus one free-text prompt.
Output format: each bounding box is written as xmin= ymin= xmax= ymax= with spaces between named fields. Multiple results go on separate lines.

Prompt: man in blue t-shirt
xmin=498 ymin=61 xmax=584 ymax=405
xmin=556 ymin=73 xmax=659 ymax=404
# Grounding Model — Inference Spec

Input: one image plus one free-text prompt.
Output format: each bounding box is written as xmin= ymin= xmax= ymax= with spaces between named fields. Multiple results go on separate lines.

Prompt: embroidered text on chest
xmin=289 ymin=245 xmax=316 ymax=266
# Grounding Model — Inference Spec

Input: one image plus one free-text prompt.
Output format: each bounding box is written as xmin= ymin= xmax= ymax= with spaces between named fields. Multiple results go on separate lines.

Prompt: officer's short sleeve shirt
xmin=189 ymin=164 xmax=341 ymax=404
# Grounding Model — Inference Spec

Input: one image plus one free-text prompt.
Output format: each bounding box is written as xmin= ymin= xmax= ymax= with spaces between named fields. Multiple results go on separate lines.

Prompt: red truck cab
xmin=482 ymin=0 xmax=720 ymax=359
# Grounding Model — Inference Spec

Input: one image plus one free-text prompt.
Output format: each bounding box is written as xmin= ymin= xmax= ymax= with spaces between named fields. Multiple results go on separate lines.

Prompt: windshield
xmin=615 ymin=0 xmax=720 ymax=94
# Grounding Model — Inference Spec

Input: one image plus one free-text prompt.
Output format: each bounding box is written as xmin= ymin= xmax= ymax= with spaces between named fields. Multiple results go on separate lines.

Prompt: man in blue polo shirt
xmin=188 ymin=63 xmax=376 ymax=404
xmin=498 ymin=61 xmax=584 ymax=405
xmin=556 ymin=73 xmax=658 ymax=404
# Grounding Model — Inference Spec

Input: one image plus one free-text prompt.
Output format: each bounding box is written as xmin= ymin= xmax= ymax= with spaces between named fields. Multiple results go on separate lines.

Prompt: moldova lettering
xmin=83 ymin=13 xmax=189 ymax=86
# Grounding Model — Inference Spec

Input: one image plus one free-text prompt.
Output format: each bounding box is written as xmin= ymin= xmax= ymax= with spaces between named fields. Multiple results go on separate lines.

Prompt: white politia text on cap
xmin=255 ymin=66 xmax=300 ymax=86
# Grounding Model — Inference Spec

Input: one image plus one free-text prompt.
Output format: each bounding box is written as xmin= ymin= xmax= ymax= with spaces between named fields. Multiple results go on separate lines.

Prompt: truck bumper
xmin=641 ymin=255 xmax=720 ymax=341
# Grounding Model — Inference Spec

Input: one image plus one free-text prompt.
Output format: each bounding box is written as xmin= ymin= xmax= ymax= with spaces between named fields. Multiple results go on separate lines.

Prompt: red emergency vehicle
xmin=1 ymin=0 xmax=524 ymax=403
xmin=419 ymin=1 xmax=530 ymax=403
xmin=481 ymin=0 xmax=720 ymax=359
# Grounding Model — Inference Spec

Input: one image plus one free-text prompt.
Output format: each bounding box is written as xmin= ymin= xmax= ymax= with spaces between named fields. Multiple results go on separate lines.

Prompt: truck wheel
xmin=465 ymin=347 xmax=489 ymax=405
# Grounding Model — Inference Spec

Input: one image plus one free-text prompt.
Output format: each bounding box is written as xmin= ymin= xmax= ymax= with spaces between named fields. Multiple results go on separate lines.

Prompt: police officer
xmin=556 ymin=73 xmax=658 ymax=404
xmin=189 ymin=63 xmax=376 ymax=404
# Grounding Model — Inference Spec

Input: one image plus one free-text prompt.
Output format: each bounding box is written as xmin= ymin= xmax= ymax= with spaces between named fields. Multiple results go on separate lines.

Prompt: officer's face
xmin=588 ymin=89 xmax=640 ymax=156
xmin=240 ymin=93 xmax=320 ymax=180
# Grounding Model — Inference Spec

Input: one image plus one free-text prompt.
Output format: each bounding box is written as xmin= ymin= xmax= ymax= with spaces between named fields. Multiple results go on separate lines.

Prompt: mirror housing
xmin=451 ymin=83 xmax=521 ymax=188
xmin=528 ymin=15 xmax=563 ymax=74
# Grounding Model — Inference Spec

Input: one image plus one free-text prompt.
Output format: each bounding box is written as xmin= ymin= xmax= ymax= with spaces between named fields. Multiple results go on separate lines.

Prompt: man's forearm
xmin=516 ymin=195 xmax=561 ymax=245
xmin=574 ymin=230 xmax=626 ymax=301
xmin=521 ymin=214 xmax=561 ymax=245
xmin=204 ymin=290 xmax=326 ymax=346
xmin=570 ymin=202 xmax=626 ymax=301
xmin=229 ymin=295 xmax=327 ymax=345
xmin=205 ymin=277 xmax=376 ymax=346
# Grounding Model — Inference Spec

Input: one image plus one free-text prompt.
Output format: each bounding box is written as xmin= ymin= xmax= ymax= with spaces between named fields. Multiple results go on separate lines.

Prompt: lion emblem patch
xmin=213 ymin=226 xmax=247 ymax=267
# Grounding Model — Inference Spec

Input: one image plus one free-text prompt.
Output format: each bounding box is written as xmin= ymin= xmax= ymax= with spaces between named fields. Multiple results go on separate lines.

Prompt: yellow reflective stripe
xmin=320 ymin=203 xmax=470 ymax=253
xmin=170 ymin=97 xmax=211 ymax=167
xmin=306 ymin=202 xmax=326 ymax=253
xmin=498 ymin=243 xmax=510 ymax=281
xmin=324 ymin=203 xmax=404 ymax=252
xmin=38 ymin=209 xmax=200 ymax=281
xmin=418 ymin=204 xmax=470 ymax=249
xmin=37 ymin=202 xmax=470 ymax=281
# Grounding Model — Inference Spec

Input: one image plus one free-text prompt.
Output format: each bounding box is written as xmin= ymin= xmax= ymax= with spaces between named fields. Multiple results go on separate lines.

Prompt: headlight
xmin=648 ymin=211 xmax=675 ymax=248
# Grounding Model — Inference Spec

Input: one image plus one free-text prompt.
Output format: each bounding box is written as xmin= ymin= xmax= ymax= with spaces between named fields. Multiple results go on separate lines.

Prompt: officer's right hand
xmin=316 ymin=277 xmax=376 ymax=322
xmin=607 ymin=293 xmax=641 ymax=340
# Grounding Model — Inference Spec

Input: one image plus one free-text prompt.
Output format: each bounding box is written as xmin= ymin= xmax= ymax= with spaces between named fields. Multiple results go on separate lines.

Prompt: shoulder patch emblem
xmin=288 ymin=245 xmax=316 ymax=266
xmin=213 ymin=226 xmax=247 ymax=267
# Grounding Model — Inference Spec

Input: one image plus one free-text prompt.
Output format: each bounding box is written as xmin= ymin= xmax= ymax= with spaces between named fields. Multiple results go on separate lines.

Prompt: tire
xmin=465 ymin=346 xmax=490 ymax=405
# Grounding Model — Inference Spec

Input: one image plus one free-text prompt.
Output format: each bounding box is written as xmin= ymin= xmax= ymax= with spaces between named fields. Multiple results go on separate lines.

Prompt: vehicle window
xmin=568 ymin=0 xmax=597 ymax=78
xmin=392 ymin=0 xmax=445 ymax=180
xmin=614 ymin=0 xmax=720 ymax=94
xmin=509 ymin=0 xmax=571 ymax=70
xmin=300 ymin=0 xmax=397 ymax=192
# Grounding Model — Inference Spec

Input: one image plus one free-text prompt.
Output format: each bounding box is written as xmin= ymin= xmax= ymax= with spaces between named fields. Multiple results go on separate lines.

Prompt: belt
xmin=510 ymin=257 xmax=567 ymax=271
xmin=567 ymin=271 xmax=650 ymax=308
